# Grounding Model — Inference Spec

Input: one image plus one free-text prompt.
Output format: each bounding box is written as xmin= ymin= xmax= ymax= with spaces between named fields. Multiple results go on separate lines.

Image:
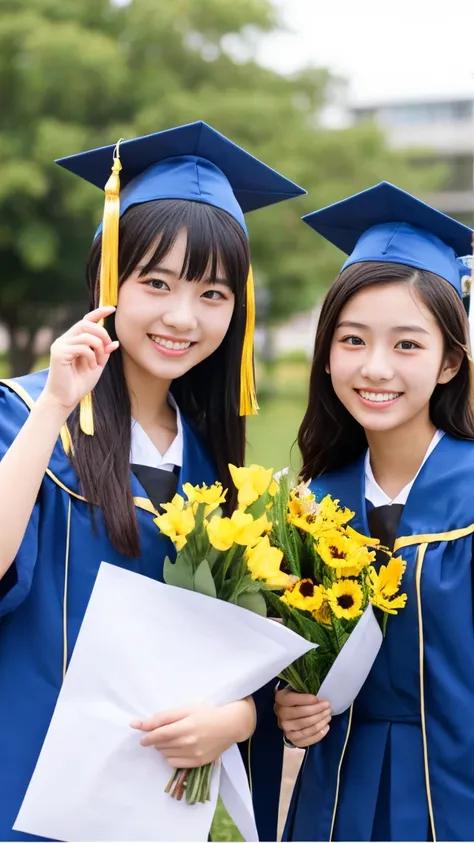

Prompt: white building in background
xmin=351 ymin=93 xmax=474 ymax=226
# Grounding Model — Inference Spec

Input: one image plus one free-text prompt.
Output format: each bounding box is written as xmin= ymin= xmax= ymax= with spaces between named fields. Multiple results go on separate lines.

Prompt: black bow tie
xmin=131 ymin=464 xmax=179 ymax=513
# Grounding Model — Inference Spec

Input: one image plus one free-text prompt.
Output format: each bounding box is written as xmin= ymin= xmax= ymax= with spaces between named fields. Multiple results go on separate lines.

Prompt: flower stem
xmin=165 ymin=764 xmax=214 ymax=805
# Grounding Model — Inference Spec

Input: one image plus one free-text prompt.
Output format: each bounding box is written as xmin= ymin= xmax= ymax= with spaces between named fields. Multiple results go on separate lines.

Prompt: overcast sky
xmin=258 ymin=0 xmax=474 ymax=103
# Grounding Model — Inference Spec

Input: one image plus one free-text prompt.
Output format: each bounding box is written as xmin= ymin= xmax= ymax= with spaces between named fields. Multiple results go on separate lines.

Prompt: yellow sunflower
xmin=288 ymin=494 xmax=355 ymax=538
xmin=317 ymin=530 xmax=376 ymax=577
xmin=318 ymin=495 xmax=355 ymax=528
xmin=281 ymin=578 xmax=325 ymax=614
xmin=367 ymin=556 xmax=408 ymax=615
xmin=325 ymin=579 xmax=364 ymax=620
xmin=313 ymin=598 xmax=332 ymax=625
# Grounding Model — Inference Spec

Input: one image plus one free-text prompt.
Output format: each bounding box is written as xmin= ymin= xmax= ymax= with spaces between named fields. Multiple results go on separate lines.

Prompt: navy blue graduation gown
xmin=284 ymin=434 xmax=474 ymax=842
xmin=0 ymin=371 xmax=281 ymax=842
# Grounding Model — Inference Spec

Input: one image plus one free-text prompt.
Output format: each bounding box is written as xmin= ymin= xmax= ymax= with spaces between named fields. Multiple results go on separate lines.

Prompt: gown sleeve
xmin=0 ymin=382 xmax=41 ymax=619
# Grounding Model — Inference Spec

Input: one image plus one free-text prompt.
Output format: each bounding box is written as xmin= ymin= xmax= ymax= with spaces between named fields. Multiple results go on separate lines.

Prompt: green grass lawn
xmin=246 ymin=394 xmax=306 ymax=472
xmin=210 ymin=800 xmax=244 ymax=842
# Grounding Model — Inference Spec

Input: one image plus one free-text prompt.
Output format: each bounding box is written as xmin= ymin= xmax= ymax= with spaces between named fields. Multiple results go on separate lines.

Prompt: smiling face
xmin=114 ymin=227 xmax=235 ymax=386
xmin=328 ymin=280 xmax=461 ymax=436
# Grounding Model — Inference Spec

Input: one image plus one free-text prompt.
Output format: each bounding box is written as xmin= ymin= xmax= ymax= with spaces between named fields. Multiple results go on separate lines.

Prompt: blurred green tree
xmin=0 ymin=0 xmax=440 ymax=373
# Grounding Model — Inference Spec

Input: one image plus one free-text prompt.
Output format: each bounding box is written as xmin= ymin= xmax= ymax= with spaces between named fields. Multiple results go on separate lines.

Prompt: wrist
xmin=223 ymin=698 xmax=256 ymax=744
xmin=35 ymin=391 xmax=72 ymax=427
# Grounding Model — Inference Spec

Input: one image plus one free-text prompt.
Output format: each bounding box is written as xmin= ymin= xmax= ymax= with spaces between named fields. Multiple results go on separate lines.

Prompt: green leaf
xmin=163 ymin=555 xmax=194 ymax=590
xmin=193 ymin=558 xmax=217 ymax=599
xmin=236 ymin=591 xmax=267 ymax=616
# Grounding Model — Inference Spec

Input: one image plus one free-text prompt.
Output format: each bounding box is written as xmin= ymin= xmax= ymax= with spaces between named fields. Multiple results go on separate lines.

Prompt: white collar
xmin=365 ymin=429 xmax=444 ymax=507
xmin=130 ymin=393 xmax=183 ymax=471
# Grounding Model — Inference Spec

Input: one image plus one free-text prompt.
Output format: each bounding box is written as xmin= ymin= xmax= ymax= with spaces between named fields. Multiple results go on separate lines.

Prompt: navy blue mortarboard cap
xmin=302 ymin=181 xmax=473 ymax=295
xmin=55 ymin=121 xmax=306 ymax=235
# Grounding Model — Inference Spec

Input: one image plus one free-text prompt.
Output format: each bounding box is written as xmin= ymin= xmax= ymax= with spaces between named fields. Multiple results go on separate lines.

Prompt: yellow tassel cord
xmin=239 ymin=265 xmax=259 ymax=416
xmin=79 ymin=140 xmax=123 ymax=436
xmin=60 ymin=423 xmax=74 ymax=456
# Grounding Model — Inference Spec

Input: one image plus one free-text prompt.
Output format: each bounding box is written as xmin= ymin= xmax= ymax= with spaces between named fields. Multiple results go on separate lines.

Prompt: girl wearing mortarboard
xmin=276 ymin=182 xmax=474 ymax=841
xmin=0 ymin=121 xmax=305 ymax=842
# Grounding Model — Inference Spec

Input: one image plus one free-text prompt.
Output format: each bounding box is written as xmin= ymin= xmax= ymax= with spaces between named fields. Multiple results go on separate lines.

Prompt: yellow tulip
xmin=207 ymin=515 xmax=237 ymax=551
xmin=207 ymin=510 xmax=271 ymax=551
xmin=154 ymin=494 xmax=195 ymax=549
xmin=182 ymin=481 xmax=227 ymax=516
xmin=268 ymin=479 xmax=279 ymax=497
xmin=229 ymin=464 xmax=274 ymax=508
xmin=246 ymin=536 xmax=291 ymax=588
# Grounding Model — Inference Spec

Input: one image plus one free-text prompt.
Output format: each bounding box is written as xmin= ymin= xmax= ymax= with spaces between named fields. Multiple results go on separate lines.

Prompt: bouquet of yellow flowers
xmin=155 ymin=465 xmax=407 ymax=806
xmin=261 ymin=472 xmax=408 ymax=696
xmin=155 ymin=465 xmax=292 ymax=805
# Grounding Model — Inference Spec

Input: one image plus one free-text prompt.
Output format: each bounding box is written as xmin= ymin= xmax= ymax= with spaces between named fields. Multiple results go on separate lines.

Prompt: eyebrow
xmin=137 ymin=264 xmax=231 ymax=287
xmin=336 ymin=320 xmax=429 ymax=335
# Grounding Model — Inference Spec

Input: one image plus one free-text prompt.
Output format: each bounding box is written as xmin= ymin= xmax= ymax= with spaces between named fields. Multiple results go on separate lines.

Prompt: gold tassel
xmin=79 ymin=139 xmax=123 ymax=436
xmin=239 ymin=265 xmax=259 ymax=416
xmin=60 ymin=422 xmax=74 ymax=456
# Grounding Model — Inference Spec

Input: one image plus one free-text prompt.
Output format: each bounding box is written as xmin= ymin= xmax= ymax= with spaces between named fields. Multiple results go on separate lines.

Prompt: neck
xmin=122 ymin=354 xmax=173 ymax=427
xmin=366 ymin=412 xmax=437 ymax=499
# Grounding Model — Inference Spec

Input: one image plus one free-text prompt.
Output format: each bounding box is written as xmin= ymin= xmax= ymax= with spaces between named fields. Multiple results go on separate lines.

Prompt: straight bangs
xmin=115 ymin=199 xmax=248 ymax=304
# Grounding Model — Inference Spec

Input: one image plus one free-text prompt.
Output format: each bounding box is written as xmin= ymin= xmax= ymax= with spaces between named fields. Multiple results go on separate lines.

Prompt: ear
xmin=325 ymin=362 xmax=330 ymax=375
xmin=437 ymin=349 xmax=463 ymax=385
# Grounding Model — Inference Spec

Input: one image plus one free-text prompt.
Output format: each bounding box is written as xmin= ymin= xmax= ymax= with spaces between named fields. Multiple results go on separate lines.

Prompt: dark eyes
xmin=341 ymin=336 xmax=420 ymax=350
xmin=146 ymin=278 xmax=169 ymax=290
xmin=395 ymin=340 xmax=419 ymax=350
xmin=145 ymin=279 xmax=227 ymax=300
xmin=201 ymin=289 xmax=226 ymax=300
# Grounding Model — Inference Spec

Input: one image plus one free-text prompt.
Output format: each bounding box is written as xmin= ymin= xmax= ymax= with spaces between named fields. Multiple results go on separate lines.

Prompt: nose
xmin=359 ymin=346 xmax=395 ymax=383
xmin=161 ymin=293 xmax=198 ymax=334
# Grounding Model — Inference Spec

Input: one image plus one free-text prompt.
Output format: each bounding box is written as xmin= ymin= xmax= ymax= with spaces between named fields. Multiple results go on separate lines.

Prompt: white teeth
xmin=150 ymin=336 xmax=191 ymax=350
xmin=358 ymin=390 xmax=400 ymax=403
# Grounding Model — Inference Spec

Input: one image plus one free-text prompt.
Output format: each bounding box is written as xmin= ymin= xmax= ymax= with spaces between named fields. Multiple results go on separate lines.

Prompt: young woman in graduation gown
xmin=275 ymin=182 xmax=474 ymax=842
xmin=0 ymin=121 xmax=305 ymax=842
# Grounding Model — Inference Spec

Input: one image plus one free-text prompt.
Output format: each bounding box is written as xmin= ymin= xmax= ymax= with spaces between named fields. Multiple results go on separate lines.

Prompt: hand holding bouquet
xmin=261 ymin=473 xmax=408 ymax=695
xmin=154 ymin=465 xmax=290 ymax=804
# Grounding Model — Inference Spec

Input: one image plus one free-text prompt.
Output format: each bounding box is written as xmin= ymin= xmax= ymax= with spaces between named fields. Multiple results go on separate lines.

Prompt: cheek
xmin=203 ymin=302 xmax=234 ymax=348
xmin=114 ymin=289 xmax=149 ymax=343
xmin=328 ymin=345 xmax=354 ymax=384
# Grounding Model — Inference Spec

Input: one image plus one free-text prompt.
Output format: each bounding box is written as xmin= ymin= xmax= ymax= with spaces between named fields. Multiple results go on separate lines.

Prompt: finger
xmin=68 ymin=334 xmax=108 ymax=365
xmin=139 ymin=720 xmax=192 ymax=748
xmin=63 ymin=345 xmax=99 ymax=370
xmin=289 ymin=722 xmax=331 ymax=748
xmin=285 ymin=712 xmax=332 ymax=739
xmin=66 ymin=318 xmax=115 ymax=348
xmin=163 ymin=757 xmax=197 ymax=769
xmin=68 ymin=334 xmax=112 ymax=367
xmin=275 ymin=689 xmax=319 ymax=707
xmin=274 ymin=700 xmax=331 ymax=721
xmin=130 ymin=707 xmax=194 ymax=733
xmin=83 ymin=306 xmax=116 ymax=324
xmin=282 ymin=710 xmax=332 ymax=732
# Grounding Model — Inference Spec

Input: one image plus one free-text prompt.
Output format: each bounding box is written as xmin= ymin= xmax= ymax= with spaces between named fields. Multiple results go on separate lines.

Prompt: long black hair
xmin=68 ymin=199 xmax=250 ymax=557
xmin=299 ymin=261 xmax=474 ymax=482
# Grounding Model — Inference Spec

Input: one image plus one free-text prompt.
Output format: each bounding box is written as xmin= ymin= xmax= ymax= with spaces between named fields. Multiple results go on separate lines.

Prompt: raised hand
xmin=42 ymin=306 xmax=119 ymax=415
